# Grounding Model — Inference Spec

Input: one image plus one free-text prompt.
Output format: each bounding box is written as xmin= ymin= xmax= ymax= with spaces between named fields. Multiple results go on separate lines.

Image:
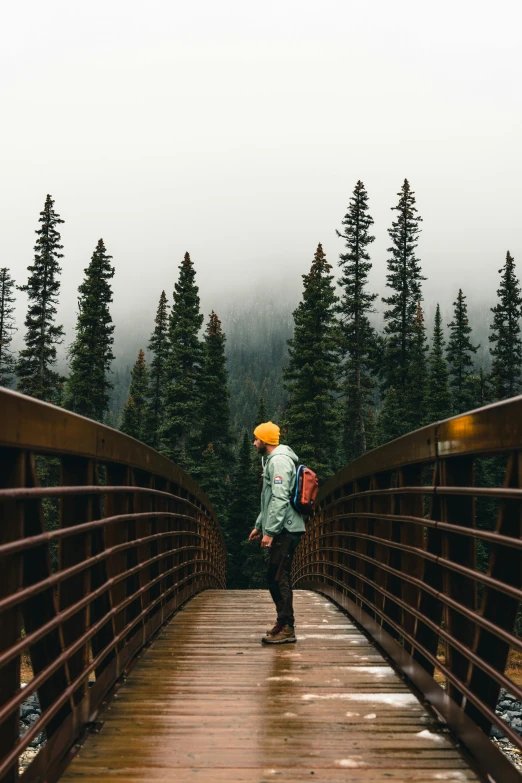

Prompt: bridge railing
xmin=294 ymin=397 xmax=522 ymax=782
xmin=0 ymin=388 xmax=226 ymax=783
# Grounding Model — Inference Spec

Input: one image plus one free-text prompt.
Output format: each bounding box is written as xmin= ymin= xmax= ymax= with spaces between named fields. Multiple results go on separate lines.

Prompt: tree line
xmin=282 ymin=179 xmax=521 ymax=480
xmin=1 ymin=185 xmax=521 ymax=586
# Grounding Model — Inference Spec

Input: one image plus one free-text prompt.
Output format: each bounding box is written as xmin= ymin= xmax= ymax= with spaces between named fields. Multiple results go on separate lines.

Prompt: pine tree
xmin=16 ymin=195 xmax=65 ymax=402
xmin=446 ymin=289 xmax=479 ymax=413
xmin=382 ymin=179 xmax=425 ymax=393
xmin=404 ymin=302 xmax=429 ymax=431
xmin=336 ymin=180 xmax=378 ymax=462
xmin=426 ymin=304 xmax=452 ymax=422
xmin=191 ymin=312 xmax=234 ymax=523
xmin=489 ymin=251 xmax=522 ymax=401
xmin=162 ymin=253 xmax=203 ymax=466
xmin=120 ymin=349 xmax=149 ymax=440
xmin=283 ymin=243 xmax=340 ymax=479
xmin=195 ymin=311 xmax=234 ymax=468
xmin=227 ymin=432 xmax=261 ymax=587
xmin=65 ymin=239 xmax=115 ymax=420
xmin=120 ymin=396 xmax=139 ymax=439
xmin=145 ymin=290 xmax=169 ymax=448
xmin=376 ymin=388 xmax=404 ymax=446
xmin=0 ymin=268 xmax=16 ymax=387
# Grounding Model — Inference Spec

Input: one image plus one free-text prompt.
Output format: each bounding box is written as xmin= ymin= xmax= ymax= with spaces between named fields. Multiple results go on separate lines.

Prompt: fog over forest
xmin=2 ymin=0 xmax=521 ymax=439
xmin=5 ymin=199 xmax=509 ymax=431
xmin=3 ymin=0 xmax=521 ymax=367
xmin=6 ymin=214 xmax=508 ymax=367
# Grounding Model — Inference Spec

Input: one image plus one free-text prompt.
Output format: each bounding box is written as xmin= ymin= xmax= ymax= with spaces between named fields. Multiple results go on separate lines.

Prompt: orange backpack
xmin=290 ymin=464 xmax=319 ymax=516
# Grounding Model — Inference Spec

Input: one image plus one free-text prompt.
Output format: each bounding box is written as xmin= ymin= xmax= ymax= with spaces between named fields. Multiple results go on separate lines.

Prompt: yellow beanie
xmin=253 ymin=421 xmax=280 ymax=446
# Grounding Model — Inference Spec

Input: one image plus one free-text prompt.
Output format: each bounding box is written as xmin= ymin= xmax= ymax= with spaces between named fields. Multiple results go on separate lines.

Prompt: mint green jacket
xmin=254 ymin=445 xmax=306 ymax=537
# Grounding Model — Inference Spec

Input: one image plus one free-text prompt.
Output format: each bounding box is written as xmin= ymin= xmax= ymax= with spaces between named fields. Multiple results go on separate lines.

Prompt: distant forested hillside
xmin=222 ymin=301 xmax=294 ymax=436
xmin=104 ymin=298 xmax=494 ymax=441
xmin=104 ymin=298 xmax=294 ymax=440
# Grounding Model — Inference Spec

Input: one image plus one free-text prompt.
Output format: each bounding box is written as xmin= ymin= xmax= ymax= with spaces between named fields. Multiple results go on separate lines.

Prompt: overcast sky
xmin=2 ymin=0 xmax=521 ymax=353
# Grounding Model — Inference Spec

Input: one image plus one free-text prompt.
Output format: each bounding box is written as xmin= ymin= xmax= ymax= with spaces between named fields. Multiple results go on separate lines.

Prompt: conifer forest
xmin=2 ymin=182 xmax=521 ymax=588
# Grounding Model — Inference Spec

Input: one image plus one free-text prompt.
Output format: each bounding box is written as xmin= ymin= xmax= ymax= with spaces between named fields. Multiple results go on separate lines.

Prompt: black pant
xmin=267 ymin=531 xmax=303 ymax=628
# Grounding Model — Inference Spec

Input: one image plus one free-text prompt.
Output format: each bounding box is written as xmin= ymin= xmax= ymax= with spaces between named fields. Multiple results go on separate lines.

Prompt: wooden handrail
xmin=294 ymin=395 xmax=522 ymax=783
xmin=0 ymin=388 xmax=227 ymax=783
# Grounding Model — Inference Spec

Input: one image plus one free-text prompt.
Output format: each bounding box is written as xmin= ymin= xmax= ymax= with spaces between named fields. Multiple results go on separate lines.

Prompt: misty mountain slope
xmin=222 ymin=300 xmax=295 ymax=435
xmin=106 ymin=299 xmax=295 ymax=437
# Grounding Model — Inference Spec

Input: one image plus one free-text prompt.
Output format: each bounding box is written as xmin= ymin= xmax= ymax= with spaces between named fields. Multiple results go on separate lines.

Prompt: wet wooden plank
xmin=61 ymin=590 xmax=480 ymax=782
xmin=60 ymin=768 xmax=480 ymax=782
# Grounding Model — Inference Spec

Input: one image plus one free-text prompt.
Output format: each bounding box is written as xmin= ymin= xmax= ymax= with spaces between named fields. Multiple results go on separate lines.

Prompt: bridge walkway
xmin=60 ymin=590 xmax=479 ymax=782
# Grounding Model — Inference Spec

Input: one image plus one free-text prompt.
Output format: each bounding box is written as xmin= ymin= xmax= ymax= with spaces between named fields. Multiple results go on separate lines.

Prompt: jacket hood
xmin=267 ymin=444 xmax=299 ymax=464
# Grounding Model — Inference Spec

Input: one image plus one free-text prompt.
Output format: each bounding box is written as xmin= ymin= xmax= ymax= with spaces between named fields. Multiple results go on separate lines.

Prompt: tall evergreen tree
xmin=145 ymin=290 xmax=170 ymax=448
xmin=489 ymin=251 xmax=522 ymax=400
xmin=446 ymin=289 xmax=479 ymax=413
xmin=121 ymin=349 xmax=149 ymax=440
xmin=404 ymin=302 xmax=429 ymax=431
xmin=162 ymin=253 xmax=203 ymax=466
xmin=195 ymin=311 xmax=234 ymax=467
xmin=0 ymin=268 xmax=16 ymax=387
xmin=227 ymin=432 xmax=260 ymax=587
xmin=65 ymin=239 xmax=115 ymax=420
xmin=336 ymin=180 xmax=378 ymax=462
xmin=426 ymin=304 xmax=452 ymax=422
xmin=16 ymin=195 xmax=65 ymax=402
xmin=283 ymin=243 xmax=340 ymax=479
xmin=192 ymin=313 xmax=234 ymax=525
xmin=382 ymin=179 xmax=425 ymax=393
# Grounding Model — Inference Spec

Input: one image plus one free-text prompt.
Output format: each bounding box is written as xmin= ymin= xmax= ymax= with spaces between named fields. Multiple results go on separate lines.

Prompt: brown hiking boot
xmin=262 ymin=624 xmax=296 ymax=645
xmin=266 ymin=622 xmax=284 ymax=637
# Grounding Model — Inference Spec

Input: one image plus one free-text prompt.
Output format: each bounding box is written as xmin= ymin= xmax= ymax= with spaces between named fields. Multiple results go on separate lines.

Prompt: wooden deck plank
xmin=61 ymin=590 xmax=480 ymax=782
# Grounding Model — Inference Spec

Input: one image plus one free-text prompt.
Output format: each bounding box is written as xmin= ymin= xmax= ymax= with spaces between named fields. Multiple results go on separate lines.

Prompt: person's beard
xmin=255 ymin=443 xmax=267 ymax=455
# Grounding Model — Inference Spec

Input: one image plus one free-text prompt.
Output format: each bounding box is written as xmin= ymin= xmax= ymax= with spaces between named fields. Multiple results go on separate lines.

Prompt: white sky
xmin=2 ymin=0 xmax=521 ymax=352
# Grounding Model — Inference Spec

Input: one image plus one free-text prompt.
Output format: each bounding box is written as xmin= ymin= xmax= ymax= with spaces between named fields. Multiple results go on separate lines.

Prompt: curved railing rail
xmin=294 ymin=396 xmax=522 ymax=782
xmin=0 ymin=388 xmax=226 ymax=783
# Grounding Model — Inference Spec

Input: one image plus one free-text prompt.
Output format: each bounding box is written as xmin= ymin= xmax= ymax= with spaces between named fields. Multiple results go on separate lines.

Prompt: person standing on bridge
xmin=248 ymin=421 xmax=305 ymax=644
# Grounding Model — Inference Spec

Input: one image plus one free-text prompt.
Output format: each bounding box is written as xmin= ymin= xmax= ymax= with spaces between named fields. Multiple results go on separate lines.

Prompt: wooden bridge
xmin=1 ymin=388 xmax=522 ymax=782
